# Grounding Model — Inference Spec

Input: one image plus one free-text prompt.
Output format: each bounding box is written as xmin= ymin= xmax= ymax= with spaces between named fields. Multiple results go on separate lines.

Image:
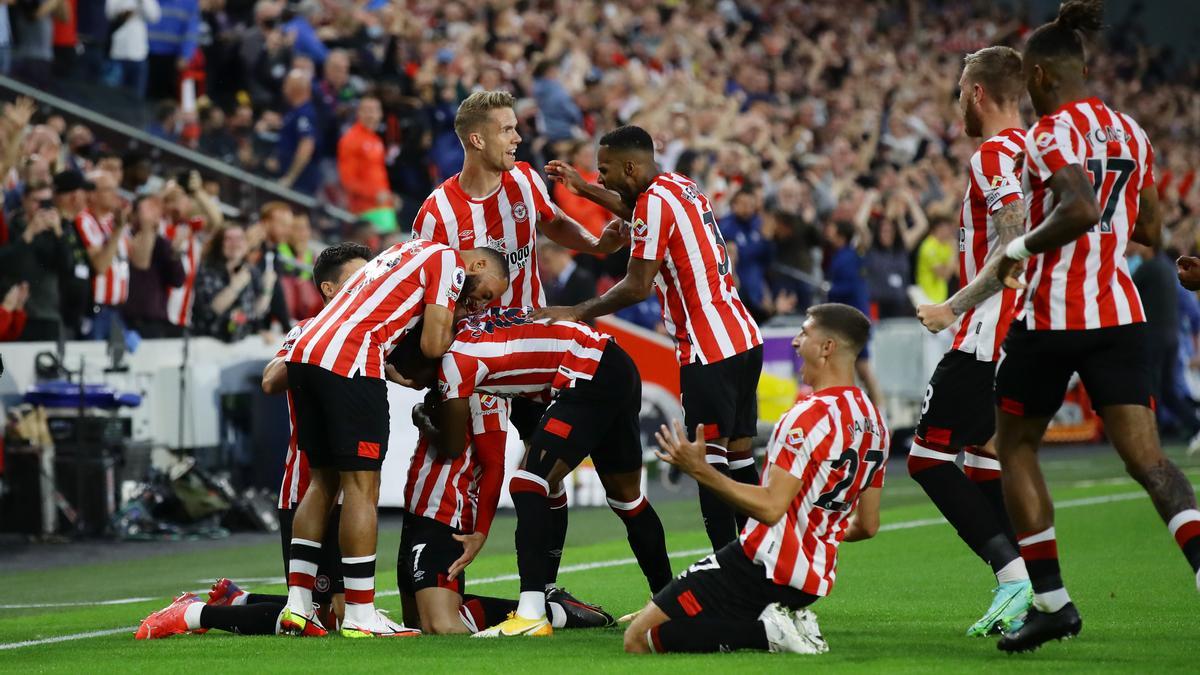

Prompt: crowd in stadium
xmin=0 ymin=1 xmax=1198 ymax=400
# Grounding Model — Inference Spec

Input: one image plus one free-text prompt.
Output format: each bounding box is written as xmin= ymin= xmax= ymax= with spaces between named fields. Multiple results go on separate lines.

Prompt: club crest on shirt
xmin=512 ymin=202 xmax=529 ymax=222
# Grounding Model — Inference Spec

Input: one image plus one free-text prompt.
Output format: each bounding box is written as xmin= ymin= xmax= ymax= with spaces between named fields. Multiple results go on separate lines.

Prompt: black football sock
xmin=729 ymin=450 xmax=760 ymax=533
xmin=649 ymin=617 xmax=769 ymax=653
xmin=963 ymin=447 xmax=1018 ymax=548
xmin=200 ymin=603 xmax=284 ymax=635
xmin=460 ymin=595 xmax=519 ymax=631
xmin=545 ymin=487 xmax=569 ymax=588
xmin=510 ymin=471 xmax=551 ymax=595
xmin=244 ymin=593 xmax=288 ymax=605
xmin=608 ymin=495 xmax=673 ymax=593
xmin=698 ymin=445 xmax=737 ymax=550
xmin=908 ymin=447 xmax=1018 ymax=574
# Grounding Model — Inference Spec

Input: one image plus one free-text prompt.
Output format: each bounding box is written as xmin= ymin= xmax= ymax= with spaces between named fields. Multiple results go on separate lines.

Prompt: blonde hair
xmin=454 ymin=90 xmax=516 ymax=144
xmin=963 ymin=46 xmax=1024 ymax=106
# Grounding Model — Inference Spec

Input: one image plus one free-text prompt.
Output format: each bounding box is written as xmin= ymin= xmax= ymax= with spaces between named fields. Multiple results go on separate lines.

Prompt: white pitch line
xmin=0 ymin=488 xmax=1167 ymax=650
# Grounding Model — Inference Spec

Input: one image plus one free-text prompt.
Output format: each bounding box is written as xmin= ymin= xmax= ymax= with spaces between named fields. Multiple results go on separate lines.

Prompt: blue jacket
xmin=284 ymin=17 xmax=328 ymax=65
xmin=533 ymin=77 xmax=582 ymax=142
xmin=147 ymin=0 xmax=199 ymax=60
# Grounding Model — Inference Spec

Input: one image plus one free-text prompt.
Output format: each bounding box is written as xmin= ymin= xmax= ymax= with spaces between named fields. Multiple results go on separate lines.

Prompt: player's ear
xmin=469 ymin=131 xmax=485 ymax=152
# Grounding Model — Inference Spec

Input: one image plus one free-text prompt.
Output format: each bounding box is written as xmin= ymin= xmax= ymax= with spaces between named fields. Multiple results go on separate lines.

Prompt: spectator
xmin=145 ymin=0 xmax=199 ymax=101
xmin=914 ymin=215 xmax=957 ymax=305
xmin=277 ymin=210 xmax=322 ymax=320
xmin=315 ymin=49 xmax=360 ymax=160
xmin=0 ymin=181 xmax=71 ymax=340
xmin=337 ymin=95 xmax=392 ymax=230
xmin=280 ymin=0 xmax=326 ymax=66
xmin=343 ymin=218 xmax=380 ymax=256
xmin=121 ymin=151 xmax=154 ymax=194
xmin=51 ymin=169 xmax=93 ymax=338
xmin=532 ymin=58 xmax=583 ymax=144
xmin=197 ymin=104 xmax=237 ymax=164
xmin=551 ymin=139 xmax=610 ymax=245
xmin=863 ymin=219 xmax=914 ymax=319
xmin=0 ymin=1 xmax=11 ymax=75
xmin=191 ymin=222 xmax=272 ymax=342
xmin=719 ymin=189 xmax=774 ymax=322
xmin=122 ymin=194 xmax=185 ymax=338
xmin=76 ymin=169 xmax=130 ymax=340
xmin=50 ymin=0 xmax=76 ymax=78
xmin=0 ymin=281 xmax=30 ymax=340
xmin=94 ymin=149 xmax=124 ymax=189
xmin=157 ymin=171 xmax=221 ymax=333
xmin=12 ymin=0 xmax=68 ymax=87
xmin=823 ymin=219 xmax=882 ymax=404
xmin=764 ymin=176 xmax=821 ymax=313
xmin=537 ymin=236 xmax=597 ymax=307
xmin=63 ymin=124 xmax=94 ymax=173
xmin=105 ymin=0 xmax=161 ymax=99
xmin=277 ymin=68 xmax=319 ymax=194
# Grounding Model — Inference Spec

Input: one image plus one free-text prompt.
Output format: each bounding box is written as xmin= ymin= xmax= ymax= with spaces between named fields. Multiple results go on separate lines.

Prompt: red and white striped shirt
xmin=1019 ymin=96 xmax=1153 ymax=331
xmin=162 ymin=218 xmax=204 ymax=327
xmin=277 ymin=319 xmax=311 ymax=509
xmin=740 ymin=386 xmax=889 ymax=596
xmin=438 ymin=306 xmax=609 ymax=403
xmin=950 ymin=128 xmax=1025 ymax=361
xmin=413 ymin=162 xmax=557 ymax=309
xmin=75 ymin=210 xmax=129 ymax=306
xmin=629 ymin=173 xmax=761 ymax=365
xmin=289 ymin=239 xmax=464 ymax=378
xmin=404 ymin=394 xmax=507 ymax=531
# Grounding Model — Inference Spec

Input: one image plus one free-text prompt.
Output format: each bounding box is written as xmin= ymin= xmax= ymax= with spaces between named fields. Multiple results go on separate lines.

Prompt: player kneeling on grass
xmin=400 ymin=306 xmax=674 ymax=638
xmin=385 ymin=330 xmax=614 ymax=634
xmin=624 ymin=303 xmax=889 ymax=655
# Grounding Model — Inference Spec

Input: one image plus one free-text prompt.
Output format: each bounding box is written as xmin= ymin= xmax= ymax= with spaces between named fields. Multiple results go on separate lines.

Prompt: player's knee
xmin=623 ymin=623 xmax=650 ymax=654
xmin=425 ymin=615 xmax=469 ymax=635
xmin=340 ymin=470 xmax=381 ymax=500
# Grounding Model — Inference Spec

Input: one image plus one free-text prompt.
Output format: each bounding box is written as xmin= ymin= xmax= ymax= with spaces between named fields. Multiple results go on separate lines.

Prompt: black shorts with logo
xmin=680 ymin=345 xmax=763 ymax=442
xmin=916 ymin=350 xmax=998 ymax=449
xmin=286 ymin=363 xmax=390 ymax=471
xmin=528 ymin=341 xmax=643 ymax=475
xmin=278 ymin=506 xmax=343 ymax=602
xmin=653 ymin=542 xmax=817 ymax=622
xmin=995 ymin=322 xmax=1153 ymax=418
xmin=396 ymin=511 xmax=465 ymax=596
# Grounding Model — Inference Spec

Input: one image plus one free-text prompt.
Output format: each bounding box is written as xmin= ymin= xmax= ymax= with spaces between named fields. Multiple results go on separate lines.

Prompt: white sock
xmin=231 ymin=591 xmax=248 ymax=606
xmin=517 ymin=591 xmax=546 ymax=620
xmin=183 ymin=602 xmax=204 ymax=631
xmin=345 ymin=602 xmax=376 ymax=627
xmin=995 ymin=557 xmax=1029 ymax=584
xmin=547 ymin=601 xmax=566 ymax=628
xmin=544 ymin=583 xmax=556 ymax=593
xmin=286 ymin=586 xmax=312 ymax=616
xmin=1033 ymin=587 xmax=1070 ymax=613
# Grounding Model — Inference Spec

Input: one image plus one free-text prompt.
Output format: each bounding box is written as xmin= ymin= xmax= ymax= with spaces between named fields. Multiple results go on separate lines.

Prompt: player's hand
xmin=654 ymin=421 xmax=709 ymax=477
xmin=1178 ymin=256 xmax=1200 ymax=291
xmin=530 ymin=305 xmax=580 ymax=324
xmin=386 ymin=363 xmax=419 ymax=388
xmin=916 ymin=303 xmax=955 ymax=333
xmin=545 ymin=160 xmax=587 ymax=195
xmin=595 ymin=218 xmax=631 ymax=254
xmin=447 ymin=531 xmax=487 ymax=580
xmin=995 ymin=255 xmax=1025 ymax=290
xmin=411 ymin=402 xmax=438 ymax=437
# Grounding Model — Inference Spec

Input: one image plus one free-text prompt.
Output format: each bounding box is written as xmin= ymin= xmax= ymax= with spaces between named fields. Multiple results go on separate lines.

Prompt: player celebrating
xmin=911 ymin=46 xmax=1033 ymax=636
xmin=281 ymin=239 xmax=508 ymax=638
xmin=136 ymin=243 xmax=372 ymax=640
xmin=537 ymin=125 xmax=764 ymax=552
xmin=991 ymin=0 xmax=1200 ymax=652
xmin=411 ymin=91 xmax=627 ymax=615
xmin=625 ymin=304 xmax=887 ymax=654
xmin=406 ymin=306 xmax=673 ymax=638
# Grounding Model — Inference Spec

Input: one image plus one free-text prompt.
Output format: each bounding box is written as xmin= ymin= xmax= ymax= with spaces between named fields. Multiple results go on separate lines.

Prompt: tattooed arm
xmin=916 ymin=199 xmax=1026 ymax=333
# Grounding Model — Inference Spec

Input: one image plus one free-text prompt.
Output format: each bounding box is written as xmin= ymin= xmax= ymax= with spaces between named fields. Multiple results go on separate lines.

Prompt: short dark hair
xmin=313 ymin=242 xmax=371 ymax=288
xmin=806 ymin=303 xmax=871 ymax=357
xmin=472 ymin=246 xmax=510 ymax=278
xmin=1024 ymin=0 xmax=1103 ymax=62
xmin=598 ymin=125 xmax=654 ymax=154
xmin=963 ymin=46 xmax=1024 ymax=106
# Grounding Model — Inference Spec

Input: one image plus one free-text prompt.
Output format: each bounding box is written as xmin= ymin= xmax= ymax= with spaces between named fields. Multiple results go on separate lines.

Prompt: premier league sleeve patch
xmin=449 ymin=267 xmax=466 ymax=301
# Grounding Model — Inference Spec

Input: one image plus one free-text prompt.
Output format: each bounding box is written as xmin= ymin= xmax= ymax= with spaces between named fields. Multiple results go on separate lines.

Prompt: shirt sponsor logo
xmin=1036 ymin=132 xmax=1054 ymax=148
xmin=631 ymin=218 xmax=650 ymax=242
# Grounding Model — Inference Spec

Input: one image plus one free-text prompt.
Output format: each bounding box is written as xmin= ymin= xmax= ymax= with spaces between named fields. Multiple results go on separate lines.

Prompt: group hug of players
xmin=134 ymin=1 xmax=1200 ymax=655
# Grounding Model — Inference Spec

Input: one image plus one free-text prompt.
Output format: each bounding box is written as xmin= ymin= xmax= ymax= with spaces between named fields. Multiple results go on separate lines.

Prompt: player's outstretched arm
xmin=917 ymin=199 xmax=1026 ymax=333
xmin=540 ymin=210 xmax=630 ymax=256
xmin=843 ymin=486 xmax=882 ymax=542
xmin=420 ymin=305 xmax=455 ymax=358
xmin=448 ymin=433 xmax=506 ymax=579
xmin=545 ymin=160 xmax=634 ymax=222
xmin=1131 ymin=184 xmax=1162 ymax=250
xmin=533 ymin=257 xmax=659 ymax=324
xmin=996 ymin=165 xmax=1099 ymax=285
xmin=656 ymin=421 xmax=801 ymax=525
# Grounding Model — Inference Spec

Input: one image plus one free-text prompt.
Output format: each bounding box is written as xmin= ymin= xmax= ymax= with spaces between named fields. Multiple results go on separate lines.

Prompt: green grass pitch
xmin=1 ymin=447 xmax=1197 ymax=673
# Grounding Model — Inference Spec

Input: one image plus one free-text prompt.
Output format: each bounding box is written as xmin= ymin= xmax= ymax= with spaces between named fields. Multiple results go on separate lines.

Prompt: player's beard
xmin=963 ymin=99 xmax=983 ymax=138
xmin=460 ymin=273 xmax=483 ymax=314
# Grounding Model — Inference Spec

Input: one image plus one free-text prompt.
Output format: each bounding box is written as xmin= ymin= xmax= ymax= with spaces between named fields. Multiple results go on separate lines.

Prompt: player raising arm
xmin=624 ymin=304 xmax=888 ymax=655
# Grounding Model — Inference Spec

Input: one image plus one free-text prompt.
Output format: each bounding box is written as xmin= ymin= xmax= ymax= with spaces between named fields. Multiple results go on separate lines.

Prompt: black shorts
xmin=653 ymin=542 xmax=817 ymax=622
xmin=915 ymin=350 xmax=997 ymax=450
xmin=396 ymin=511 xmax=464 ymax=596
xmin=509 ymin=397 xmax=548 ymax=441
xmin=680 ymin=345 xmax=762 ymax=443
xmin=528 ymin=342 xmax=642 ymax=475
xmin=286 ymin=363 xmax=390 ymax=471
xmin=278 ymin=506 xmax=343 ymax=602
xmin=995 ymin=322 xmax=1153 ymax=418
